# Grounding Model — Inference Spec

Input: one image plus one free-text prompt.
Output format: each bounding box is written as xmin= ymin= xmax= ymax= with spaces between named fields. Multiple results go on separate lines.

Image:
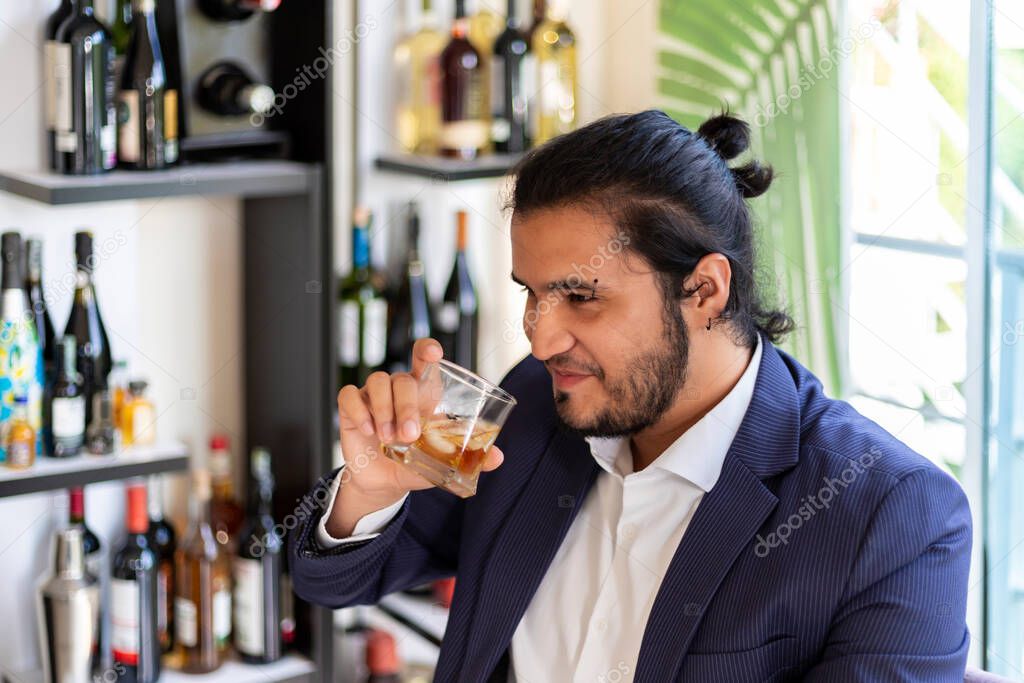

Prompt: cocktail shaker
xmin=38 ymin=526 xmax=101 ymax=683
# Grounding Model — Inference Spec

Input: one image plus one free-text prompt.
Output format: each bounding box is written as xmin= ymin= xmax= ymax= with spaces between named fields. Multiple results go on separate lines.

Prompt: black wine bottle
xmin=197 ymin=0 xmax=281 ymax=22
xmin=196 ymin=61 xmax=275 ymax=117
xmin=385 ymin=203 xmax=432 ymax=373
xmin=26 ymin=238 xmax=57 ymax=439
xmin=234 ymin=447 xmax=283 ymax=663
xmin=439 ymin=0 xmax=487 ymax=159
xmin=492 ymin=0 xmax=531 ymax=152
xmin=44 ymin=0 xmax=75 ymax=171
xmin=65 ymin=231 xmax=113 ymax=428
xmin=69 ymin=486 xmax=102 ymax=577
xmin=118 ymin=0 xmax=176 ymax=170
xmin=147 ymin=475 xmax=177 ymax=655
xmin=111 ymin=480 xmax=161 ymax=683
xmin=54 ymin=0 xmax=117 ymax=175
xmin=436 ymin=210 xmax=479 ymax=371
xmin=47 ymin=336 xmax=86 ymax=457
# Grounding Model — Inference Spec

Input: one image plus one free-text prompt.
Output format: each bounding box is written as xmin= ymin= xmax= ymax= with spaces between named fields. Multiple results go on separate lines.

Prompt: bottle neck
xmin=126 ymin=485 xmax=149 ymax=535
xmin=147 ymin=477 xmax=164 ymax=521
xmin=79 ymin=0 xmax=95 ymax=14
xmin=69 ymin=487 xmax=86 ymax=525
xmin=58 ymin=339 xmax=77 ymax=377
xmin=506 ymin=0 xmax=517 ymax=24
xmin=352 ymin=227 xmax=371 ymax=276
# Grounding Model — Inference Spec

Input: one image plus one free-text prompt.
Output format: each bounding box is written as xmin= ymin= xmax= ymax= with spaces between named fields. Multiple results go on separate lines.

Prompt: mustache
xmin=546 ymin=357 xmax=603 ymax=379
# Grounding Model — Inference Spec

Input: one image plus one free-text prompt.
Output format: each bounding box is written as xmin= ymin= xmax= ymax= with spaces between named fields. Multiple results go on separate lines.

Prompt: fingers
xmin=410 ymin=337 xmax=443 ymax=379
xmin=364 ymin=372 xmax=396 ymax=442
xmin=481 ymin=445 xmax=504 ymax=472
xmin=391 ymin=373 xmax=422 ymax=442
xmin=338 ymin=385 xmax=374 ymax=437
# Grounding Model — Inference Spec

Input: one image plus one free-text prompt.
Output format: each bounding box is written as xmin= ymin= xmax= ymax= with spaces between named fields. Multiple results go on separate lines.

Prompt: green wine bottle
xmin=338 ymin=208 xmax=387 ymax=388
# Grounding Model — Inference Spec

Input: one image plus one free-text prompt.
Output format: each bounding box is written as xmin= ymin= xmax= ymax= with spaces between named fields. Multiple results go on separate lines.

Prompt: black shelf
xmin=0 ymin=442 xmax=188 ymax=498
xmin=0 ymin=160 xmax=319 ymax=205
xmin=375 ymin=152 xmax=522 ymax=182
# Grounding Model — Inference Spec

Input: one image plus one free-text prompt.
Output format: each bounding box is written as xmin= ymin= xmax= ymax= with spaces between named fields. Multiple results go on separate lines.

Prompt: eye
xmin=566 ymin=291 xmax=597 ymax=303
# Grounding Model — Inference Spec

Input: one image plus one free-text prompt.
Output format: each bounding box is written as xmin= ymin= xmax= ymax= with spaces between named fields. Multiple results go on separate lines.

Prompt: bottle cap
xmin=210 ymin=434 xmax=230 ymax=451
xmin=365 ymin=629 xmax=401 ymax=675
xmin=125 ymin=480 xmax=149 ymax=534
xmin=128 ymin=379 xmax=148 ymax=394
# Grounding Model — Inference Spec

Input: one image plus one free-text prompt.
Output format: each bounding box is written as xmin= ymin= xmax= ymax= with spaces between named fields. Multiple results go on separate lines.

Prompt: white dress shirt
xmin=319 ymin=335 xmax=762 ymax=683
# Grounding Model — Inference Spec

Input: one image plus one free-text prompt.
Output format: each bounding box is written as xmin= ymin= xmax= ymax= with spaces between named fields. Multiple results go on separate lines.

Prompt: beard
xmin=552 ymin=298 xmax=690 ymax=438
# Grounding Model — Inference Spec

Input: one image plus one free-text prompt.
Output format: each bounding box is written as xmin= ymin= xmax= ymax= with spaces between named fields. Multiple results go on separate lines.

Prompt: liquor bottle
xmin=37 ymin=527 xmax=102 ymax=683
xmin=338 ymin=208 xmax=388 ymax=387
xmin=436 ymin=211 xmax=479 ymax=371
xmin=86 ymin=390 xmax=117 ymax=455
xmin=439 ymin=0 xmax=488 ymax=160
xmin=69 ymin=486 xmax=103 ymax=582
xmin=110 ymin=359 xmax=129 ymax=436
xmin=5 ymin=396 xmax=36 ymax=469
xmin=1 ymin=232 xmax=45 ymax=458
xmin=385 ymin=203 xmax=432 ymax=374
xmin=118 ymin=0 xmax=177 ymax=170
xmin=491 ymin=0 xmax=532 ymax=152
xmin=147 ymin=475 xmax=176 ymax=654
xmin=25 ymin=239 xmax=57 ymax=391
xmin=47 ymin=336 xmax=86 ymax=457
xmin=365 ymin=630 xmax=402 ymax=683
xmin=175 ymin=468 xmax=231 ymax=673
xmin=123 ymin=379 xmax=156 ymax=447
xmin=393 ymin=0 xmax=446 ymax=154
xmin=531 ymin=0 xmax=576 ymax=144
xmin=469 ymin=0 xmax=503 ymax=58
xmin=234 ymin=447 xmax=283 ymax=663
xmin=54 ymin=0 xmax=117 ymax=174
xmin=197 ymin=0 xmax=281 ymax=22
xmin=196 ymin=61 xmax=275 ymax=117
xmin=65 ymin=231 xmax=113 ymax=429
xmin=110 ymin=0 xmax=132 ymax=84
xmin=529 ymin=0 xmax=546 ymax=37
xmin=45 ymin=0 xmax=75 ymax=171
xmin=209 ymin=434 xmax=245 ymax=551
xmin=111 ymin=479 xmax=161 ymax=683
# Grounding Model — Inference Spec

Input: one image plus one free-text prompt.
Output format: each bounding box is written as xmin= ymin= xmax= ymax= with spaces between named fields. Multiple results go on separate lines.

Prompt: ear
xmin=681 ymin=253 xmax=732 ymax=318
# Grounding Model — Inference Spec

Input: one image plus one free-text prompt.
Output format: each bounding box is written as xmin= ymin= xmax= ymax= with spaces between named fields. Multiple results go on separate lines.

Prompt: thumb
xmin=481 ymin=445 xmax=504 ymax=472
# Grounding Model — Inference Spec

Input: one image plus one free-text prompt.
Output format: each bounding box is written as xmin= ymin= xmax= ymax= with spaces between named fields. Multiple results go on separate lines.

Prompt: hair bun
xmin=696 ymin=113 xmax=750 ymax=161
xmin=730 ymin=161 xmax=775 ymax=198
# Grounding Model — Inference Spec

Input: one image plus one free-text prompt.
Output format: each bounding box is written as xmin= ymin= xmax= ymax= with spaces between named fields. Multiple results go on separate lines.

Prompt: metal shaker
xmin=37 ymin=527 xmax=101 ymax=683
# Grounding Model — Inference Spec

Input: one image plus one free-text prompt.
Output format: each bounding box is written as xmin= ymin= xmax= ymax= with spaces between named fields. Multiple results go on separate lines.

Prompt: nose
xmin=524 ymin=295 xmax=575 ymax=361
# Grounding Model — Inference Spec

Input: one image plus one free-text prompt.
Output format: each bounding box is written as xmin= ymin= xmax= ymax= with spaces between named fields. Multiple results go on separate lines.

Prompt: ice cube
xmin=422 ymin=429 xmax=457 ymax=455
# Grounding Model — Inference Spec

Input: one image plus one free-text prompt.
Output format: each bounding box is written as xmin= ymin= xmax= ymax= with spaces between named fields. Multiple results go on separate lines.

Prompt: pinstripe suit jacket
xmin=290 ymin=331 xmax=972 ymax=682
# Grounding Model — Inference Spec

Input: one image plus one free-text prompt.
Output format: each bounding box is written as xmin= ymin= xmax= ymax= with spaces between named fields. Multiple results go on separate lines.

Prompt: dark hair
xmin=507 ymin=109 xmax=795 ymax=347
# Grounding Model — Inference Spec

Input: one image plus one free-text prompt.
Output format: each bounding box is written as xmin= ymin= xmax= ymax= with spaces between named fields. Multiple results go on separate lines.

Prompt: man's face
xmin=510 ymin=204 xmax=691 ymax=437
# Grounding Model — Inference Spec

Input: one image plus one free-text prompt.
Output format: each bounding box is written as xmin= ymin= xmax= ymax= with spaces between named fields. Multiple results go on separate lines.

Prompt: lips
xmin=551 ymin=368 xmax=592 ymax=389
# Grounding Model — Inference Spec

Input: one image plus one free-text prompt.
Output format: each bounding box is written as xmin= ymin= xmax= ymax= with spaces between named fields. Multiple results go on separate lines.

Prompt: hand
xmin=336 ymin=338 xmax=505 ymax=504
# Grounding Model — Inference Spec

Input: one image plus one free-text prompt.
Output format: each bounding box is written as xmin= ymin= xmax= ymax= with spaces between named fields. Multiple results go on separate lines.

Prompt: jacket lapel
xmin=458 ymin=427 xmax=601 ymax=682
xmin=634 ymin=333 xmax=802 ymax=682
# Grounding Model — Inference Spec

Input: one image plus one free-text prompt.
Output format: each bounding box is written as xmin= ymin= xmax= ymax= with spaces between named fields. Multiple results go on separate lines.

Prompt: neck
xmin=629 ymin=329 xmax=756 ymax=472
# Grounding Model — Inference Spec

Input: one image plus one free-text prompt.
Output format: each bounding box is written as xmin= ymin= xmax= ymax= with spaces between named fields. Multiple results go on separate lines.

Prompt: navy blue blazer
xmin=290 ymin=332 xmax=972 ymax=682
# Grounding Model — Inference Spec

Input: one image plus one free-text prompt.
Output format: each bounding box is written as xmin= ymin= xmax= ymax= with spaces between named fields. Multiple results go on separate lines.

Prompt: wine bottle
xmin=365 ymin=630 xmax=403 ymax=683
xmin=492 ymin=0 xmax=532 ymax=152
xmin=1 ymin=232 xmax=45 ymax=458
xmin=529 ymin=0 xmax=546 ymax=38
xmin=394 ymin=0 xmax=446 ymax=154
xmin=531 ymin=0 xmax=576 ymax=144
xmin=469 ymin=0 xmax=503 ymax=58
xmin=197 ymin=0 xmax=281 ymax=22
xmin=44 ymin=0 xmax=75 ymax=171
xmin=209 ymin=434 xmax=245 ymax=552
xmin=65 ymin=231 xmax=113 ymax=430
xmin=234 ymin=447 xmax=283 ymax=663
xmin=25 ymin=240 xmax=57 ymax=419
xmin=110 ymin=0 xmax=132 ymax=84
xmin=54 ymin=0 xmax=117 ymax=174
xmin=385 ymin=204 xmax=432 ymax=374
xmin=147 ymin=475 xmax=176 ymax=654
xmin=440 ymin=0 xmax=488 ymax=159
xmin=69 ymin=486 xmax=103 ymax=579
xmin=338 ymin=208 xmax=388 ymax=387
xmin=196 ymin=61 xmax=275 ymax=116
xmin=175 ymin=467 xmax=231 ymax=672
xmin=47 ymin=336 xmax=86 ymax=457
xmin=111 ymin=479 xmax=161 ymax=683
xmin=118 ymin=0 xmax=177 ymax=170
xmin=436 ymin=211 xmax=479 ymax=371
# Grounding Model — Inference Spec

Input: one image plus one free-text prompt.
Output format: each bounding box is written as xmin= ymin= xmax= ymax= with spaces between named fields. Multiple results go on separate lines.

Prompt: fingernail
xmin=403 ymin=420 xmax=420 ymax=440
xmin=360 ymin=421 xmax=375 ymax=436
xmin=380 ymin=422 xmax=394 ymax=441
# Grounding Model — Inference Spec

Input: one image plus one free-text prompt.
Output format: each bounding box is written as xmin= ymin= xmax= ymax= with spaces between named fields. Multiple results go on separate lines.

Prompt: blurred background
xmin=0 ymin=0 xmax=1022 ymax=681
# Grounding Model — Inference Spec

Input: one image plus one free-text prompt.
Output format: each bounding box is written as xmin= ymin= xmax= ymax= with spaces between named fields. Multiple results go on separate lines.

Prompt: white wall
xmin=0 ymin=2 xmax=243 ymax=671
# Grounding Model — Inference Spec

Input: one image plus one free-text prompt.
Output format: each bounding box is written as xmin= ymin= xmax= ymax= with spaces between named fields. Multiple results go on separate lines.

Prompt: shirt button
xmin=595 ymin=617 xmax=608 ymax=632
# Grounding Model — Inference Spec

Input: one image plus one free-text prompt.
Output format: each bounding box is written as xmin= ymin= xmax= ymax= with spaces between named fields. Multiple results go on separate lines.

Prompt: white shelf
xmin=2 ymin=655 xmax=316 ymax=683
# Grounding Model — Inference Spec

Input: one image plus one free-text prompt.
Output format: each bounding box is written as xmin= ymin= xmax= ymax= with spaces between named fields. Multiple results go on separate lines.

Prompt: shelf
xmin=375 ymin=153 xmax=522 ymax=182
xmin=0 ymin=442 xmax=189 ymax=498
xmin=2 ymin=655 xmax=316 ymax=683
xmin=0 ymin=160 xmax=319 ymax=205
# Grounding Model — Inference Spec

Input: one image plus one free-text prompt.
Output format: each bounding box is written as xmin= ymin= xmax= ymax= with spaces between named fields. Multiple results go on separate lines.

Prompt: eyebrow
xmin=510 ymin=272 xmax=608 ymax=292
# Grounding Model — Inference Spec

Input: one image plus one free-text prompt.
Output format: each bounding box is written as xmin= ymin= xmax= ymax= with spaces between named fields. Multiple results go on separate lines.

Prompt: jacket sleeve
xmin=287 ymin=471 xmax=465 ymax=609
xmin=802 ymin=466 xmax=973 ymax=683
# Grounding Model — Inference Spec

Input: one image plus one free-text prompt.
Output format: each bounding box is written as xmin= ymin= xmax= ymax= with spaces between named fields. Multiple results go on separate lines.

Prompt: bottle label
xmin=130 ymin=404 xmax=157 ymax=446
xmin=43 ymin=40 xmax=59 ymax=130
xmin=164 ymin=89 xmax=179 ymax=163
xmin=362 ymin=298 xmax=388 ymax=368
xmin=111 ymin=578 xmax=140 ymax=664
xmin=175 ymin=596 xmax=197 ymax=647
xmin=214 ymin=588 xmax=232 ymax=644
xmin=233 ymin=558 xmax=264 ymax=655
xmin=118 ymin=90 xmax=141 ymax=163
xmin=53 ymin=43 xmax=74 ymax=150
xmin=440 ymin=120 xmax=490 ymax=153
xmin=338 ymin=300 xmax=359 ymax=366
xmin=437 ymin=302 xmax=460 ymax=333
xmin=7 ymin=439 xmax=31 ymax=467
xmin=52 ymin=396 xmax=85 ymax=439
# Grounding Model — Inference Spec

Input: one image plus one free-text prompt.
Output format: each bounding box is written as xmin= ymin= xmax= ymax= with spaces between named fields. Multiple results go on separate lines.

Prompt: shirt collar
xmin=585 ymin=334 xmax=763 ymax=491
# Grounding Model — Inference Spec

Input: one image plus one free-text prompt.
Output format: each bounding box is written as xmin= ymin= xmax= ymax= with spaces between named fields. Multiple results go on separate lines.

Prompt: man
xmin=290 ymin=110 xmax=971 ymax=682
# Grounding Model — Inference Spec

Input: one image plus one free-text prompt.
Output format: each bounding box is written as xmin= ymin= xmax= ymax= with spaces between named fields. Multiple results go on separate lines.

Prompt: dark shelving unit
xmin=375 ymin=152 xmax=523 ymax=182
